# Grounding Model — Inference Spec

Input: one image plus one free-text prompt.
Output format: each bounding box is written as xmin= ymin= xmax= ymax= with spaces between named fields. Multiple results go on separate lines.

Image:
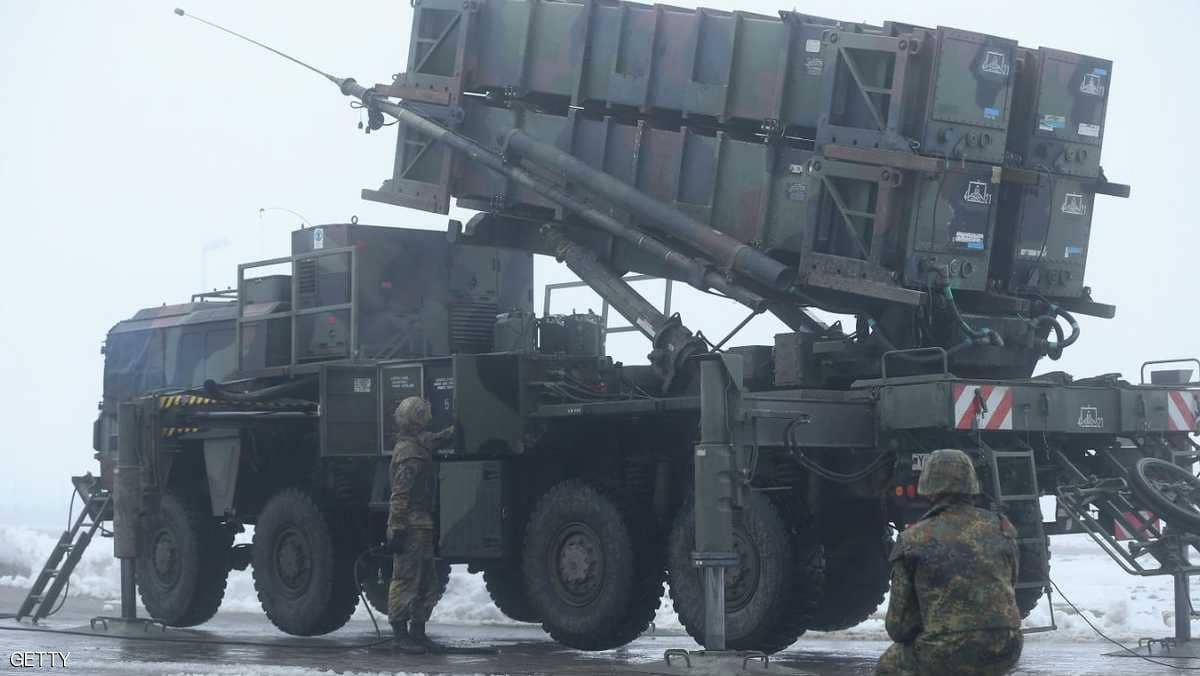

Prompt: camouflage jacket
xmin=886 ymin=498 xmax=1021 ymax=642
xmin=388 ymin=427 xmax=452 ymax=531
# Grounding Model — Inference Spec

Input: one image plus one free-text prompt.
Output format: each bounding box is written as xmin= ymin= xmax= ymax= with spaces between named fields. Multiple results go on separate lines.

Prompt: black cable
xmin=1025 ymin=167 xmax=1057 ymax=290
xmin=354 ymin=549 xmax=384 ymax=639
xmin=785 ymin=418 xmax=894 ymax=483
xmin=44 ymin=488 xmax=79 ymax=618
xmin=1050 ymin=578 xmax=1200 ymax=671
xmin=0 ymin=623 xmax=393 ymax=650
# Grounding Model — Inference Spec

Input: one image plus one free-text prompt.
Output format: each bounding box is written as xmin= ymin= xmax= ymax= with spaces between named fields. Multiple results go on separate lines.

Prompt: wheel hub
xmin=551 ymin=523 xmax=604 ymax=607
xmin=151 ymin=530 xmax=180 ymax=587
xmin=1144 ymin=463 xmax=1200 ymax=515
xmin=725 ymin=530 xmax=761 ymax=612
xmin=274 ymin=528 xmax=312 ymax=595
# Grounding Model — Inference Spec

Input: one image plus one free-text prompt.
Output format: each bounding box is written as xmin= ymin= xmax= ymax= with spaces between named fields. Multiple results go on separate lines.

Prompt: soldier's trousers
xmin=388 ymin=528 xmax=437 ymax=625
xmin=876 ymin=628 xmax=1022 ymax=676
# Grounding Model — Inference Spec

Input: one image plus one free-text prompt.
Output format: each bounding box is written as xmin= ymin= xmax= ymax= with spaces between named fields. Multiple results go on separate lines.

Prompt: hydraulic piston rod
xmin=542 ymin=226 xmax=705 ymax=391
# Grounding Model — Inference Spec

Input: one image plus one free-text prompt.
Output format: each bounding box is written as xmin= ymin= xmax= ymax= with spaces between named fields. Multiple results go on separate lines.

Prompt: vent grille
xmin=297 ymin=260 xmax=317 ymax=297
xmin=450 ymin=302 xmax=497 ymax=354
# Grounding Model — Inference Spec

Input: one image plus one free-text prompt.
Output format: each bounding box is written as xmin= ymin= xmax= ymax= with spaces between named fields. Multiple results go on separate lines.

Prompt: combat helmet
xmin=917 ymin=448 xmax=981 ymax=497
xmin=394 ymin=396 xmax=433 ymax=431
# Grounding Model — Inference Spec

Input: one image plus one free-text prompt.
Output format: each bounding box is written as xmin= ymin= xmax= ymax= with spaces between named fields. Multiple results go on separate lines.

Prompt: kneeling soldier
xmin=877 ymin=449 xmax=1023 ymax=676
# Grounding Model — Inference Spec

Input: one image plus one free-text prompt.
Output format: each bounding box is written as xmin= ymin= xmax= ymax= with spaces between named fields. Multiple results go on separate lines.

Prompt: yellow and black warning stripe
xmin=159 ymin=394 xmax=219 ymax=409
xmin=161 ymin=426 xmax=202 ymax=438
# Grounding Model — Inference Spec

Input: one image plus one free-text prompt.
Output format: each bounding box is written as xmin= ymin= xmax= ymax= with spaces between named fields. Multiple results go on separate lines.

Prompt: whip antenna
xmin=173 ymin=8 xmax=342 ymax=86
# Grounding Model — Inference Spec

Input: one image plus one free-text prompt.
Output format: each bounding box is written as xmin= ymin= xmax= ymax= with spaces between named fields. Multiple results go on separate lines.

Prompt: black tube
xmin=942 ymin=287 xmax=1003 ymax=347
xmin=504 ymin=129 xmax=795 ymax=291
xmin=203 ymin=377 xmax=315 ymax=403
xmin=1056 ymin=307 xmax=1080 ymax=348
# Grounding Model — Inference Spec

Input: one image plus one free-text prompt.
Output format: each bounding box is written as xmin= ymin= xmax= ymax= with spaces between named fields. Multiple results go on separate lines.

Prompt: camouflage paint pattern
xmin=877 ymin=498 xmax=1022 ymax=676
xmin=387 ymin=397 xmax=453 ymax=624
xmin=388 ymin=528 xmax=439 ymax=624
xmin=877 ymin=627 xmax=1022 ymax=676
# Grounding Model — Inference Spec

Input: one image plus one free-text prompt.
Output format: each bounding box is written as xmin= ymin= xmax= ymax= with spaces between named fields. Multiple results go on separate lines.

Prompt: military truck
xmin=22 ymin=0 xmax=1200 ymax=658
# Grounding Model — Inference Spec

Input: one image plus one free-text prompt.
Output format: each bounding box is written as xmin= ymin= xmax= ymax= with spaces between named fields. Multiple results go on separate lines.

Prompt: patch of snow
xmin=1 ymin=523 xmax=1193 ymax=644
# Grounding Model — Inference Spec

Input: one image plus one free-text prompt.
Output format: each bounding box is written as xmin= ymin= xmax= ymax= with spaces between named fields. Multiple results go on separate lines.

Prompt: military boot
xmin=408 ymin=620 xmax=449 ymax=653
xmin=391 ymin=621 xmax=427 ymax=655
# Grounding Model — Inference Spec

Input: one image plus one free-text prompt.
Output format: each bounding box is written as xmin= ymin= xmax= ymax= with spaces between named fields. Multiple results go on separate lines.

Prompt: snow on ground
xmin=0 ymin=523 xmax=1189 ymax=643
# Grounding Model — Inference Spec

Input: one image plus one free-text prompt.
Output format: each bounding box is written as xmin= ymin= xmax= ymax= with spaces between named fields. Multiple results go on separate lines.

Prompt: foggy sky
xmin=1 ymin=0 xmax=1196 ymax=527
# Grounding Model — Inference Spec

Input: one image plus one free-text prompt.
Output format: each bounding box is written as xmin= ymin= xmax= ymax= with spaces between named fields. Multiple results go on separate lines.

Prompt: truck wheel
xmin=252 ymin=489 xmax=359 ymax=635
xmin=483 ymin=561 xmax=540 ymax=623
xmin=136 ymin=493 xmax=232 ymax=627
xmin=806 ymin=528 xmax=891 ymax=631
xmin=358 ymin=555 xmax=451 ymax=616
xmin=1005 ymin=500 xmax=1051 ymax=620
xmin=668 ymin=491 xmax=824 ymax=653
xmin=1131 ymin=458 xmax=1200 ymax=534
xmin=1016 ymin=539 xmax=1051 ymax=619
xmin=522 ymin=480 xmax=663 ymax=650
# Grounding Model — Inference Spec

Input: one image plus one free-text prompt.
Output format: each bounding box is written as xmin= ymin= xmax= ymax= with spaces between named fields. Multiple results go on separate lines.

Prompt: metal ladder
xmin=16 ymin=477 xmax=112 ymax=623
xmin=982 ymin=440 xmax=1055 ymax=632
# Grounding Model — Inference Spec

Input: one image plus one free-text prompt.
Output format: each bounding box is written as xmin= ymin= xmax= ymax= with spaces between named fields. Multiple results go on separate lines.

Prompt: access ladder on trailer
xmin=16 ymin=475 xmax=112 ymax=623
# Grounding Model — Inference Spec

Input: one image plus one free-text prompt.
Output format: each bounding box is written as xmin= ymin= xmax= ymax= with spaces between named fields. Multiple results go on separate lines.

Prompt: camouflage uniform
xmin=388 ymin=397 xmax=452 ymax=627
xmin=877 ymin=449 xmax=1023 ymax=676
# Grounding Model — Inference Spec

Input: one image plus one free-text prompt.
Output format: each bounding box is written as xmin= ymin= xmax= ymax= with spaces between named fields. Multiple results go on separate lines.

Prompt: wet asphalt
xmin=0 ymin=589 xmax=1193 ymax=675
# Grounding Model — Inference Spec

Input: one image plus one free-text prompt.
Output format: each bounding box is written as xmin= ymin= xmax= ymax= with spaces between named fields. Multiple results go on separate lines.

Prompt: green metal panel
xmin=916 ymin=27 xmax=1017 ymax=164
xmin=320 ymin=364 xmax=380 ymax=456
xmin=438 ymin=460 xmax=505 ymax=560
xmin=1002 ymin=174 xmax=1094 ymax=299
xmin=878 ymin=381 xmax=955 ymax=431
xmin=452 ymin=354 xmax=525 ymax=456
xmin=441 ymin=98 xmax=815 ymax=255
xmin=404 ymin=0 xmax=840 ymax=129
xmin=903 ymin=160 xmax=999 ymax=292
xmin=1010 ymin=47 xmax=1111 ymax=178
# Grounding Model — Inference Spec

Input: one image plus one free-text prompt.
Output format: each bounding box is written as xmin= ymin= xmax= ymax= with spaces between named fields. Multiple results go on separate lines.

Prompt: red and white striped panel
xmin=953 ymin=384 xmax=1014 ymax=431
xmin=1167 ymin=390 xmax=1199 ymax=433
xmin=1114 ymin=511 xmax=1159 ymax=541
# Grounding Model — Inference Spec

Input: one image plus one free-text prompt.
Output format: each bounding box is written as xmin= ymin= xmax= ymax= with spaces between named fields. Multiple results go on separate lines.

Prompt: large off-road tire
xmin=483 ymin=561 xmax=540 ymax=623
xmin=252 ymin=488 xmax=359 ymax=635
xmin=358 ymin=554 xmax=451 ymax=616
xmin=668 ymin=491 xmax=825 ymax=653
xmin=522 ymin=480 xmax=664 ymax=650
xmin=1016 ymin=539 xmax=1050 ymax=619
xmin=807 ymin=527 xmax=891 ymax=631
xmin=136 ymin=493 xmax=232 ymax=627
xmin=1005 ymin=501 xmax=1051 ymax=619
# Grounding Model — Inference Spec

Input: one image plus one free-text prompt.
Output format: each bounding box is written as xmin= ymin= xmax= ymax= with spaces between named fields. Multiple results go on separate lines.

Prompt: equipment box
xmin=438 ymin=460 xmax=505 ymax=560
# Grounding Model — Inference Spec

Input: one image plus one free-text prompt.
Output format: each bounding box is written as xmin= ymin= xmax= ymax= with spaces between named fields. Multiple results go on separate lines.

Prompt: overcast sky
xmin=1 ymin=0 xmax=1197 ymax=527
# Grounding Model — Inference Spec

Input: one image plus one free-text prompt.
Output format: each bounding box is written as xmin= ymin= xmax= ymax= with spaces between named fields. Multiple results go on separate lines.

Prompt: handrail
xmin=236 ymin=246 xmax=359 ymax=372
xmin=1140 ymin=358 xmax=1200 ymax=386
xmin=880 ymin=347 xmax=949 ymax=381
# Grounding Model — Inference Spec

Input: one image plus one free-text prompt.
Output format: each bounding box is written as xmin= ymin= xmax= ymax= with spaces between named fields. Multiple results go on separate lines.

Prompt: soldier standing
xmin=877 ymin=449 xmax=1023 ymax=676
xmin=387 ymin=396 xmax=453 ymax=654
